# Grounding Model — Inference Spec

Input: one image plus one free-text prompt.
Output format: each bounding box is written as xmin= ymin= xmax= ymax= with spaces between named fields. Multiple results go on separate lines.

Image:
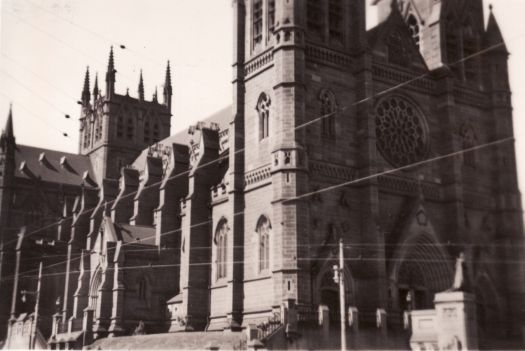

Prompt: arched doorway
xmin=89 ymin=268 xmax=102 ymax=319
xmin=316 ymin=263 xmax=355 ymax=325
xmin=391 ymin=234 xmax=453 ymax=314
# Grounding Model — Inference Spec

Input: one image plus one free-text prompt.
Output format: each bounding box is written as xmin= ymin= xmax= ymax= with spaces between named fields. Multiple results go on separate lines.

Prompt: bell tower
xmin=78 ymin=48 xmax=173 ymax=182
xmin=232 ymin=0 xmax=369 ymax=323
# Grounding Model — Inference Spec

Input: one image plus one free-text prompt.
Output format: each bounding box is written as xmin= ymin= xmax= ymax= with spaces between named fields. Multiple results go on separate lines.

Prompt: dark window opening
xmin=253 ymin=0 xmax=263 ymax=47
xmin=268 ymin=0 xmax=276 ymax=34
xmin=320 ymin=89 xmax=337 ymax=137
xmin=307 ymin=0 xmax=324 ymax=37
xmin=329 ymin=0 xmax=343 ymax=42
xmin=407 ymin=14 xmax=420 ymax=48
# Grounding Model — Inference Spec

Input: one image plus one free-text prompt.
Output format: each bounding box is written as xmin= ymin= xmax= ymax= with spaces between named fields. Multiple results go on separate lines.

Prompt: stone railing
xmin=257 ymin=313 xmax=282 ymax=341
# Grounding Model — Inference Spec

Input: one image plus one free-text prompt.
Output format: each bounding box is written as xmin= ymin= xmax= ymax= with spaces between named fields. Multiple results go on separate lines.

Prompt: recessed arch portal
xmin=89 ymin=267 xmax=103 ymax=319
xmin=391 ymin=233 xmax=453 ymax=312
xmin=314 ymin=259 xmax=356 ymax=324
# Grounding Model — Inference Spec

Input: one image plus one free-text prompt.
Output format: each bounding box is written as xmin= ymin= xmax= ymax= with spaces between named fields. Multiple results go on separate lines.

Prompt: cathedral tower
xmin=78 ymin=48 xmax=173 ymax=182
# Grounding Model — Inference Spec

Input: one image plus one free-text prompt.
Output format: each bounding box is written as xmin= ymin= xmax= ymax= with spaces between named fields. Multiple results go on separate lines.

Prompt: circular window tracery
xmin=375 ymin=96 xmax=429 ymax=168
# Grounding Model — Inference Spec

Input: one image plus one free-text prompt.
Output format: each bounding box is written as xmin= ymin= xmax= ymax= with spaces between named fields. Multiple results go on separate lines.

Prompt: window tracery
xmin=215 ymin=219 xmax=228 ymax=280
xmin=307 ymin=0 xmax=324 ymax=37
xmin=268 ymin=0 xmax=276 ymax=35
xmin=253 ymin=0 xmax=263 ymax=47
xmin=256 ymin=216 xmax=271 ymax=272
xmin=375 ymin=96 xmax=429 ymax=168
xmin=329 ymin=0 xmax=343 ymax=42
xmin=463 ymin=25 xmax=478 ymax=81
xmin=256 ymin=93 xmax=271 ymax=140
xmin=319 ymin=89 xmax=337 ymax=137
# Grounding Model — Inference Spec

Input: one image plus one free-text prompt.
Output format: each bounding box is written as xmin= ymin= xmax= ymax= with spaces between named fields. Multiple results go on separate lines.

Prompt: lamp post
xmin=21 ymin=261 xmax=42 ymax=350
xmin=333 ymin=239 xmax=346 ymax=351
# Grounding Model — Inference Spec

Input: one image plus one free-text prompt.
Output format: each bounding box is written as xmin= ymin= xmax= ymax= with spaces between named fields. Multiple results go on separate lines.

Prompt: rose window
xmin=375 ymin=96 xmax=429 ymax=167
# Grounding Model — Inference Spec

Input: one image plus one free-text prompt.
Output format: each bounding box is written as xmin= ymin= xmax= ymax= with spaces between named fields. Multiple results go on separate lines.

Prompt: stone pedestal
xmin=434 ymin=291 xmax=478 ymax=351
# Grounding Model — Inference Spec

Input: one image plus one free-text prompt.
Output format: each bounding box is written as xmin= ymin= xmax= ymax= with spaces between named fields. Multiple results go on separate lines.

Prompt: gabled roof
xmin=367 ymin=4 xmax=428 ymax=71
xmin=14 ymin=145 xmax=96 ymax=188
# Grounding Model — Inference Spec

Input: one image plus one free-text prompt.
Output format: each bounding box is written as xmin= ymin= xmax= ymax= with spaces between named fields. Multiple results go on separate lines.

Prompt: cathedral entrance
xmin=317 ymin=267 xmax=354 ymax=325
xmin=391 ymin=233 xmax=453 ymax=325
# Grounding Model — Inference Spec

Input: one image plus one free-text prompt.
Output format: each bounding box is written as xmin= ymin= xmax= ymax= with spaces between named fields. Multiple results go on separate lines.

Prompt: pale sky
xmin=1 ymin=0 xmax=525 ymax=192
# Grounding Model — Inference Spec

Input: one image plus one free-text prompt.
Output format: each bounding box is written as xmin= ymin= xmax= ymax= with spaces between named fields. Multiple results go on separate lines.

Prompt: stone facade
xmin=0 ymin=0 xmax=524 ymax=349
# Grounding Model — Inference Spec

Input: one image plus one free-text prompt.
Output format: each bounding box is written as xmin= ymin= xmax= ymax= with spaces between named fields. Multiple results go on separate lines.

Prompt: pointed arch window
xmin=307 ymin=0 xmax=324 ymax=37
xmin=94 ymin=117 xmax=102 ymax=142
xmin=463 ymin=25 xmax=478 ymax=81
xmin=253 ymin=0 xmax=263 ymax=47
xmin=329 ymin=0 xmax=343 ymax=43
xmin=117 ymin=115 xmax=124 ymax=138
xmin=144 ymin=120 xmax=150 ymax=143
xmin=126 ymin=117 xmax=134 ymax=140
xmin=153 ymin=122 xmax=160 ymax=143
xmin=214 ymin=219 xmax=228 ymax=280
xmin=256 ymin=93 xmax=271 ymax=140
xmin=256 ymin=216 xmax=271 ymax=272
xmin=268 ymin=0 xmax=276 ymax=34
xmin=319 ymin=89 xmax=337 ymax=137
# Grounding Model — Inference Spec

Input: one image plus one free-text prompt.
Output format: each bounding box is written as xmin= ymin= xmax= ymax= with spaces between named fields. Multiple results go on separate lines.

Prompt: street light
xmin=332 ymin=239 xmax=346 ymax=351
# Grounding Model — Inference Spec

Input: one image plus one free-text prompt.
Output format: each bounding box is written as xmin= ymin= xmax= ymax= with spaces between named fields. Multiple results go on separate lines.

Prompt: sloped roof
xmin=88 ymin=331 xmax=247 ymax=350
xmin=132 ymin=105 xmax=232 ymax=170
xmin=14 ymin=144 xmax=96 ymax=188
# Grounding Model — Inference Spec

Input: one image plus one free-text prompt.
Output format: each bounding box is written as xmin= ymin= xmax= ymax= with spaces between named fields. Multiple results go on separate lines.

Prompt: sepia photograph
xmin=0 ymin=0 xmax=525 ymax=349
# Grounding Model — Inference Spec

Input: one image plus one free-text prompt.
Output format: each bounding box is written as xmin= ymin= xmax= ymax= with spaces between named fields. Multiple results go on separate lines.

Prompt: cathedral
xmin=0 ymin=0 xmax=524 ymax=349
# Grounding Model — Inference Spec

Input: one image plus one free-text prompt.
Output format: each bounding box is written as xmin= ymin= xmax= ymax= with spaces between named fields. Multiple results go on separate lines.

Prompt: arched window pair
xmin=257 ymin=93 xmax=271 ymax=140
xmin=256 ymin=215 xmax=271 ymax=272
xmin=319 ymin=89 xmax=337 ymax=137
xmin=307 ymin=0 xmax=343 ymax=42
xmin=143 ymin=118 xmax=161 ymax=144
xmin=215 ymin=219 xmax=229 ymax=280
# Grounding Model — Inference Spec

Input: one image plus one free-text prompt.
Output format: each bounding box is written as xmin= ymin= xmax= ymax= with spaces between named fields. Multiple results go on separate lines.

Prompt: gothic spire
xmin=485 ymin=6 xmax=508 ymax=54
xmin=106 ymin=46 xmax=116 ymax=98
xmin=81 ymin=66 xmax=90 ymax=105
xmin=5 ymin=104 xmax=13 ymax=138
xmin=152 ymin=86 xmax=158 ymax=103
xmin=108 ymin=46 xmax=115 ymax=72
xmin=138 ymin=70 xmax=145 ymax=101
xmin=163 ymin=61 xmax=172 ymax=111
xmin=1 ymin=104 xmax=15 ymax=150
xmin=93 ymin=73 xmax=99 ymax=98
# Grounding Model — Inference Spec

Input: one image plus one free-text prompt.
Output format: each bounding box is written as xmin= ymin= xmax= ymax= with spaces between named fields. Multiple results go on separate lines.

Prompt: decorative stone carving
xmin=375 ymin=96 xmax=429 ymax=168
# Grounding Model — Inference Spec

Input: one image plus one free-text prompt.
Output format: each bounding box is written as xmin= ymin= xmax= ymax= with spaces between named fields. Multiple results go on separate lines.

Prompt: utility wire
xmin=0 ymin=91 xmax=73 ymax=139
xmin=3 ymin=32 xmax=524 ymax=282
xmin=5 ymin=135 xmax=517 ymax=284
